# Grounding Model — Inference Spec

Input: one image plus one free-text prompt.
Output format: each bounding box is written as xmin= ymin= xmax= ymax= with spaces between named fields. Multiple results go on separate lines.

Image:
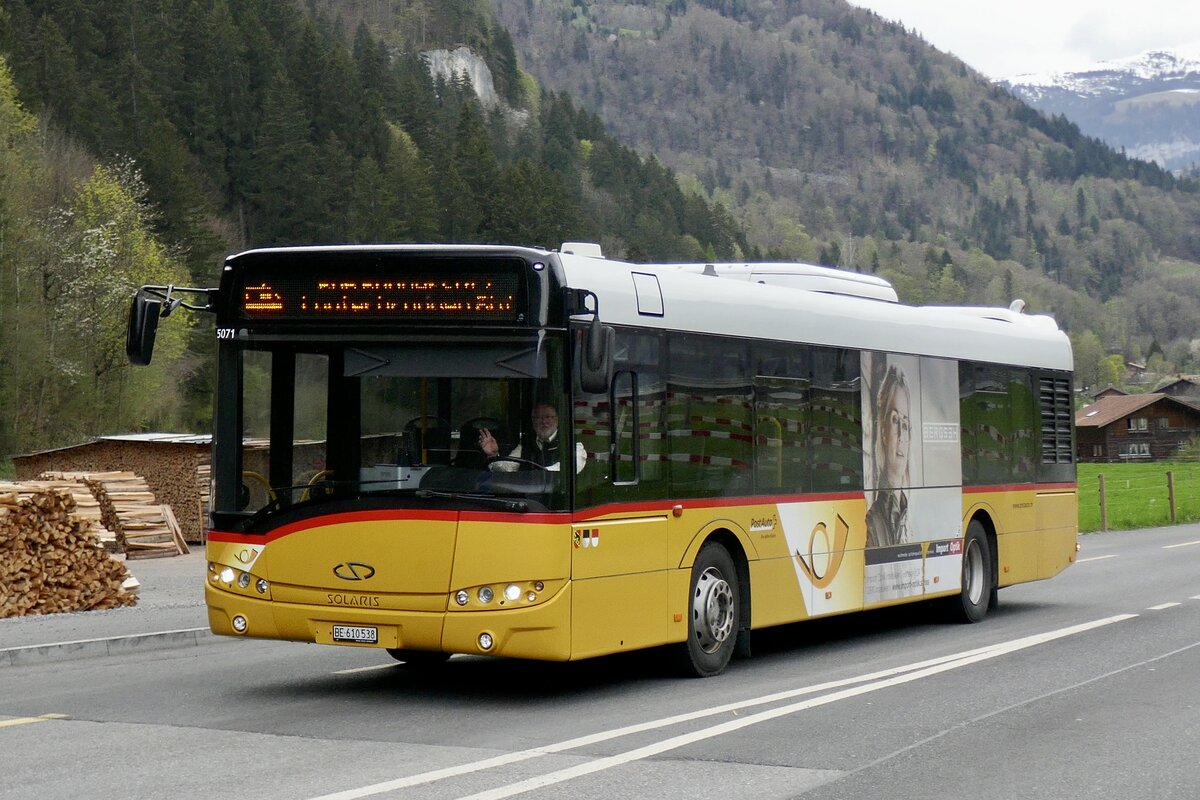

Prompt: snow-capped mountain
xmin=1001 ymin=49 xmax=1200 ymax=173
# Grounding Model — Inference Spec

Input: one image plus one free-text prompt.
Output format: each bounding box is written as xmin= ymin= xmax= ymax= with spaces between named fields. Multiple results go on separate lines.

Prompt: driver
xmin=479 ymin=402 xmax=587 ymax=473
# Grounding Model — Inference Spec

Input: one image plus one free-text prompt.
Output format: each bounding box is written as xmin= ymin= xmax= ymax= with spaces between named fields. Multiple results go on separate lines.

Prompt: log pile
xmin=14 ymin=476 xmax=119 ymax=551
xmin=0 ymin=482 xmax=139 ymax=619
xmin=197 ymin=464 xmax=211 ymax=543
xmin=13 ymin=437 xmax=213 ymax=544
xmin=38 ymin=471 xmax=188 ymax=558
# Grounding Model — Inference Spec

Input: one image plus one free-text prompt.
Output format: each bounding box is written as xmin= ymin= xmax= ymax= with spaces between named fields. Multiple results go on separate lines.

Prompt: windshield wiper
xmin=415 ymin=489 xmax=529 ymax=512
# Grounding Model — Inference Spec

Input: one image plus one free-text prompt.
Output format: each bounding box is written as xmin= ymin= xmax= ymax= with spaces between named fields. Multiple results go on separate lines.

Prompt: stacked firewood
xmin=40 ymin=471 xmax=188 ymax=558
xmin=0 ymin=482 xmax=139 ymax=619
xmin=15 ymin=475 xmax=118 ymax=551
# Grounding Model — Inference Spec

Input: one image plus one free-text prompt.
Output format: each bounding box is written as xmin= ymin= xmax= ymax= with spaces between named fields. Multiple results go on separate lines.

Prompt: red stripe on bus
xmin=573 ymin=491 xmax=865 ymax=520
xmin=207 ymin=508 xmax=460 ymax=543
xmin=207 ymin=485 xmax=1075 ymax=542
xmin=206 ymin=509 xmax=575 ymax=544
xmin=963 ymin=482 xmax=1077 ymax=494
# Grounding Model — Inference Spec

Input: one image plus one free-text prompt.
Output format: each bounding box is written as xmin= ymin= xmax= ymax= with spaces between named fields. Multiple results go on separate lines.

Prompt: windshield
xmin=216 ymin=336 xmax=575 ymax=527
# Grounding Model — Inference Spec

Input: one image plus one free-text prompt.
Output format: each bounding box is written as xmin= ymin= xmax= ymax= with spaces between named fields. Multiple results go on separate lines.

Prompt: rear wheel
xmin=949 ymin=520 xmax=993 ymax=623
xmin=680 ymin=543 xmax=740 ymax=677
xmin=386 ymin=649 xmax=451 ymax=668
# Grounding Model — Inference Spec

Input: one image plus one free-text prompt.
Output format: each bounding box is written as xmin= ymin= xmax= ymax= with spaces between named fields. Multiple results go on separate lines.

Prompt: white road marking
xmin=333 ymin=663 xmax=395 ymax=675
xmin=0 ymin=714 xmax=67 ymax=728
xmin=1077 ymin=554 xmax=1117 ymax=563
xmin=304 ymin=614 xmax=1135 ymax=800
xmin=1147 ymin=602 xmax=1182 ymax=610
xmin=1163 ymin=540 xmax=1200 ymax=549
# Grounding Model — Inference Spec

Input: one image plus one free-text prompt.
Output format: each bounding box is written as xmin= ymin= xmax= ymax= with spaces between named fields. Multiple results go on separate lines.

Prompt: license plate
xmin=332 ymin=625 xmax=378 ymax=644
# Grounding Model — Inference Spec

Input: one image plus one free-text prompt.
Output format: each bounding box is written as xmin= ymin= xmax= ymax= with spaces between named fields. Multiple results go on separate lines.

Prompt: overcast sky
xmin=849 ymin=1 xmax=1200 ymax=79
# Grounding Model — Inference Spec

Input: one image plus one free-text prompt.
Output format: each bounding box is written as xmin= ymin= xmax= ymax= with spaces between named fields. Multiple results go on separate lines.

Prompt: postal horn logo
xmin=794 ymin=514 xmax=850 ymax=589
xmin=333 ymin=562 xmax=376 ymax=581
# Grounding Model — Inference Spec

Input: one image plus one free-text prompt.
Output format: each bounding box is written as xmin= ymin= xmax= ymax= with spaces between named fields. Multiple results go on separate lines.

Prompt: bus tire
xmin=386 ymin=649 xmax=451 ymax=668
xmin=679 ymin=543 xmax=740 ymax=677
xmin=949 ymin=520 xmax=993 ymax=623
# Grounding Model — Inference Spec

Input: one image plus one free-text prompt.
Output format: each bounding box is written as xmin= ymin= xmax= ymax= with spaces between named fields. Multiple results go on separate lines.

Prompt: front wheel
xmin=948 ymin=520 xmax=993 ymax=623
xmin=679 ymin=543 xmax=740 ymax=677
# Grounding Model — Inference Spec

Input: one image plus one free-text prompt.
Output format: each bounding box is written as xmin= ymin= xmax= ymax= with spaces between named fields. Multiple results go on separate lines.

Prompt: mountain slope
xmin=1004 ymin=50 xmax=1200 ymax=173
xmin=490 ymin=0 xmax=1200 ymax=377
xmin=0 ymin=0 xmax=750 ymax=453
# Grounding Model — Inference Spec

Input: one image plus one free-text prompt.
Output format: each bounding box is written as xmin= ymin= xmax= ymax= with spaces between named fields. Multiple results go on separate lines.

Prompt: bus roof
xmin=558 ymin=252 xmax=1072 ymax=372
xmin=216 ymin=244 xmax=1070 ymax=372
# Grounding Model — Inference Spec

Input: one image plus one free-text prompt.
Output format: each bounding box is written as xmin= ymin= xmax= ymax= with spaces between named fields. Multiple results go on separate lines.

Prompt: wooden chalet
xmin=1075 ymin=393 xmax=1200 ymax=463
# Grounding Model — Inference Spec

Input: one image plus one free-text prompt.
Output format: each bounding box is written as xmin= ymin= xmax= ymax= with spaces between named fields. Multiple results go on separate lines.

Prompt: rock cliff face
xmin=1002 ymin=50 xmax=1200 ymax=173
xmin=423 ymin=46 xmax=500 ymax=108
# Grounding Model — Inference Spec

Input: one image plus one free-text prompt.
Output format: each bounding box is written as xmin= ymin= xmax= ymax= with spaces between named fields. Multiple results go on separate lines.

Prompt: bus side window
xmin=810 ymin=347 xmax=862 ymax=492
xmin=574 ymin=330 xmax=666 ymax=507
xmin=612 ymin=370 xmax=638 ymax=485
xmin=667 ymin=334 xmax=752 ymax=499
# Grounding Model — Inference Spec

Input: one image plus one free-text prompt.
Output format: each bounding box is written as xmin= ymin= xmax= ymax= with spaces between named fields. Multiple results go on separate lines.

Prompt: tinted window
xmin=668 ymin=334 xmax=753 ymax=498
xmin=810 ymin=347 xmax=863 ymax=492
xmin=754 ymin=344 xmax=812 ymax=494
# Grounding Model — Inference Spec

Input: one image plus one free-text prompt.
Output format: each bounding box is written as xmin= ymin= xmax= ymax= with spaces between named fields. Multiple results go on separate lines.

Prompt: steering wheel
xmin=487 ymin=456 xmax=549 ymax=472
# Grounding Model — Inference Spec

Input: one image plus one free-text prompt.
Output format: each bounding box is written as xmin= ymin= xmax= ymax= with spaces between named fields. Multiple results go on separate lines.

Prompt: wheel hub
xmin=693 ymin=567 xmax=735 ymax=653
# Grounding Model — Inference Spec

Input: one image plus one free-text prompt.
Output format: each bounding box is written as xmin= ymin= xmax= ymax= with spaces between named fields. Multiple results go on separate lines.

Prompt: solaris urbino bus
xmin=126 ymin=243 xmax=1077 ymax=676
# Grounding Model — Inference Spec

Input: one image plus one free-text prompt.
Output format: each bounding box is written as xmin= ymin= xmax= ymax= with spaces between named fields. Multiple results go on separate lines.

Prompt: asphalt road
xmin=1 ymin=525 xmax=1197 ymax=800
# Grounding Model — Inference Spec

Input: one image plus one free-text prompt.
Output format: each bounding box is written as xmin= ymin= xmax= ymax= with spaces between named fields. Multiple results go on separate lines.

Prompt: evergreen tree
xmin=451 ymin=100 xmax=501 ymax=239
xmin=248 ymin=73 xmax=323 ymax=244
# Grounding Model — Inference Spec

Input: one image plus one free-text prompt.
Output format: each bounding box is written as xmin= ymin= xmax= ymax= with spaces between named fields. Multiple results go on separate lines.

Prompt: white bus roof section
xmin=558 ymin=253 xmax=1073 ymax=372
xmin=653 ymin=261 xmax=899 ymax=302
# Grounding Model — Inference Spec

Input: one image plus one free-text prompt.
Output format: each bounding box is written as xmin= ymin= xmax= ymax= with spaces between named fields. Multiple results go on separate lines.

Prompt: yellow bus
xmin=127 ymin=243 xmax=1077 ymax=676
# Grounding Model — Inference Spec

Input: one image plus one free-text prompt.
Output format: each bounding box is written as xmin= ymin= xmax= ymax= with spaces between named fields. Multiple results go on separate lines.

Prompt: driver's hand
xmin=478 ymin=428 xmax=498 ymax=457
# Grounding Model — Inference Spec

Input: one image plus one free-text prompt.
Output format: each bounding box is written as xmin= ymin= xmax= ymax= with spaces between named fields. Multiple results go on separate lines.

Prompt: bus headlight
xmin=451 ymin=580 xmax=558 ymax=609
xmin=209 ymin=562 xmax=270 ymax=599
xmin=478 ymin=632 xmax=494 ymax=651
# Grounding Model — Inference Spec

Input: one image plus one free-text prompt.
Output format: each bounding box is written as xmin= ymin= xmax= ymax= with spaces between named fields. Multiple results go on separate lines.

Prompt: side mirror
xmin=126 ymin=292 xmax=162 ymax=366
xmin=579 ymin=317 xmax=614 ymax=394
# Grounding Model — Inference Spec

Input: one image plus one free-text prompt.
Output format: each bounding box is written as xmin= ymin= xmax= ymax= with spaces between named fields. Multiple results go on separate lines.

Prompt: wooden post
xmin=1098 ymin=473 xmax=1107 ymax=532
xmin=1168 ymin=471 xmax=1176 ymax=524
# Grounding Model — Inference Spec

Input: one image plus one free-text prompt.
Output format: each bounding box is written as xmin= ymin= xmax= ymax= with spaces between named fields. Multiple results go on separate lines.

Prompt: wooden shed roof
xmin=12 ymin=433 xmax=212 ymax=460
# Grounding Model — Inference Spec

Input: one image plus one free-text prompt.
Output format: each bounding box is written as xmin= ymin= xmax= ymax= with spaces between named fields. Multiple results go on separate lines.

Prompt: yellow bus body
xmin=205 ymin=483 xmax=1076 ymax=662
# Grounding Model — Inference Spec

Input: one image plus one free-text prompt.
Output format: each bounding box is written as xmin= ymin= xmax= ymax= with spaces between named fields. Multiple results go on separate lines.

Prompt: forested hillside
xmin=0 ymin=0 xmax=743 ymax=458
xmin=491 ymin=0 xmax=1200 ymax=387
xmin=6 ymin=0 xmax=1200 ymax=462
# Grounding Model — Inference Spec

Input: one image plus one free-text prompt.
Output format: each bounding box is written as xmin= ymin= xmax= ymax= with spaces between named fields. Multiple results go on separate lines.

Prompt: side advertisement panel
xmin=860 ymin=353 xmax=963 ymax=605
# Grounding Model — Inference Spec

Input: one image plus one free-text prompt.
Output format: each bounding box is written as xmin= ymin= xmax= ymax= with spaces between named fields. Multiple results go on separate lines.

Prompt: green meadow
xmin=1076 ymin=462 xmax=1200 ymax=533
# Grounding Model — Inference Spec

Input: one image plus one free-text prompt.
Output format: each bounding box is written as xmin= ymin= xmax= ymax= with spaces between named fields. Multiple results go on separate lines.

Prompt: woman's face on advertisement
xmin=881 ymin=382 xmax=911 ymax=487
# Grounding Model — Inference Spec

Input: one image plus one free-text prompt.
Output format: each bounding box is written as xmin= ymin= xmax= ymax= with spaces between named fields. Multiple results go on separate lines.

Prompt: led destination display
xmin=239 ymin=272 xmax=522 ymax=322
